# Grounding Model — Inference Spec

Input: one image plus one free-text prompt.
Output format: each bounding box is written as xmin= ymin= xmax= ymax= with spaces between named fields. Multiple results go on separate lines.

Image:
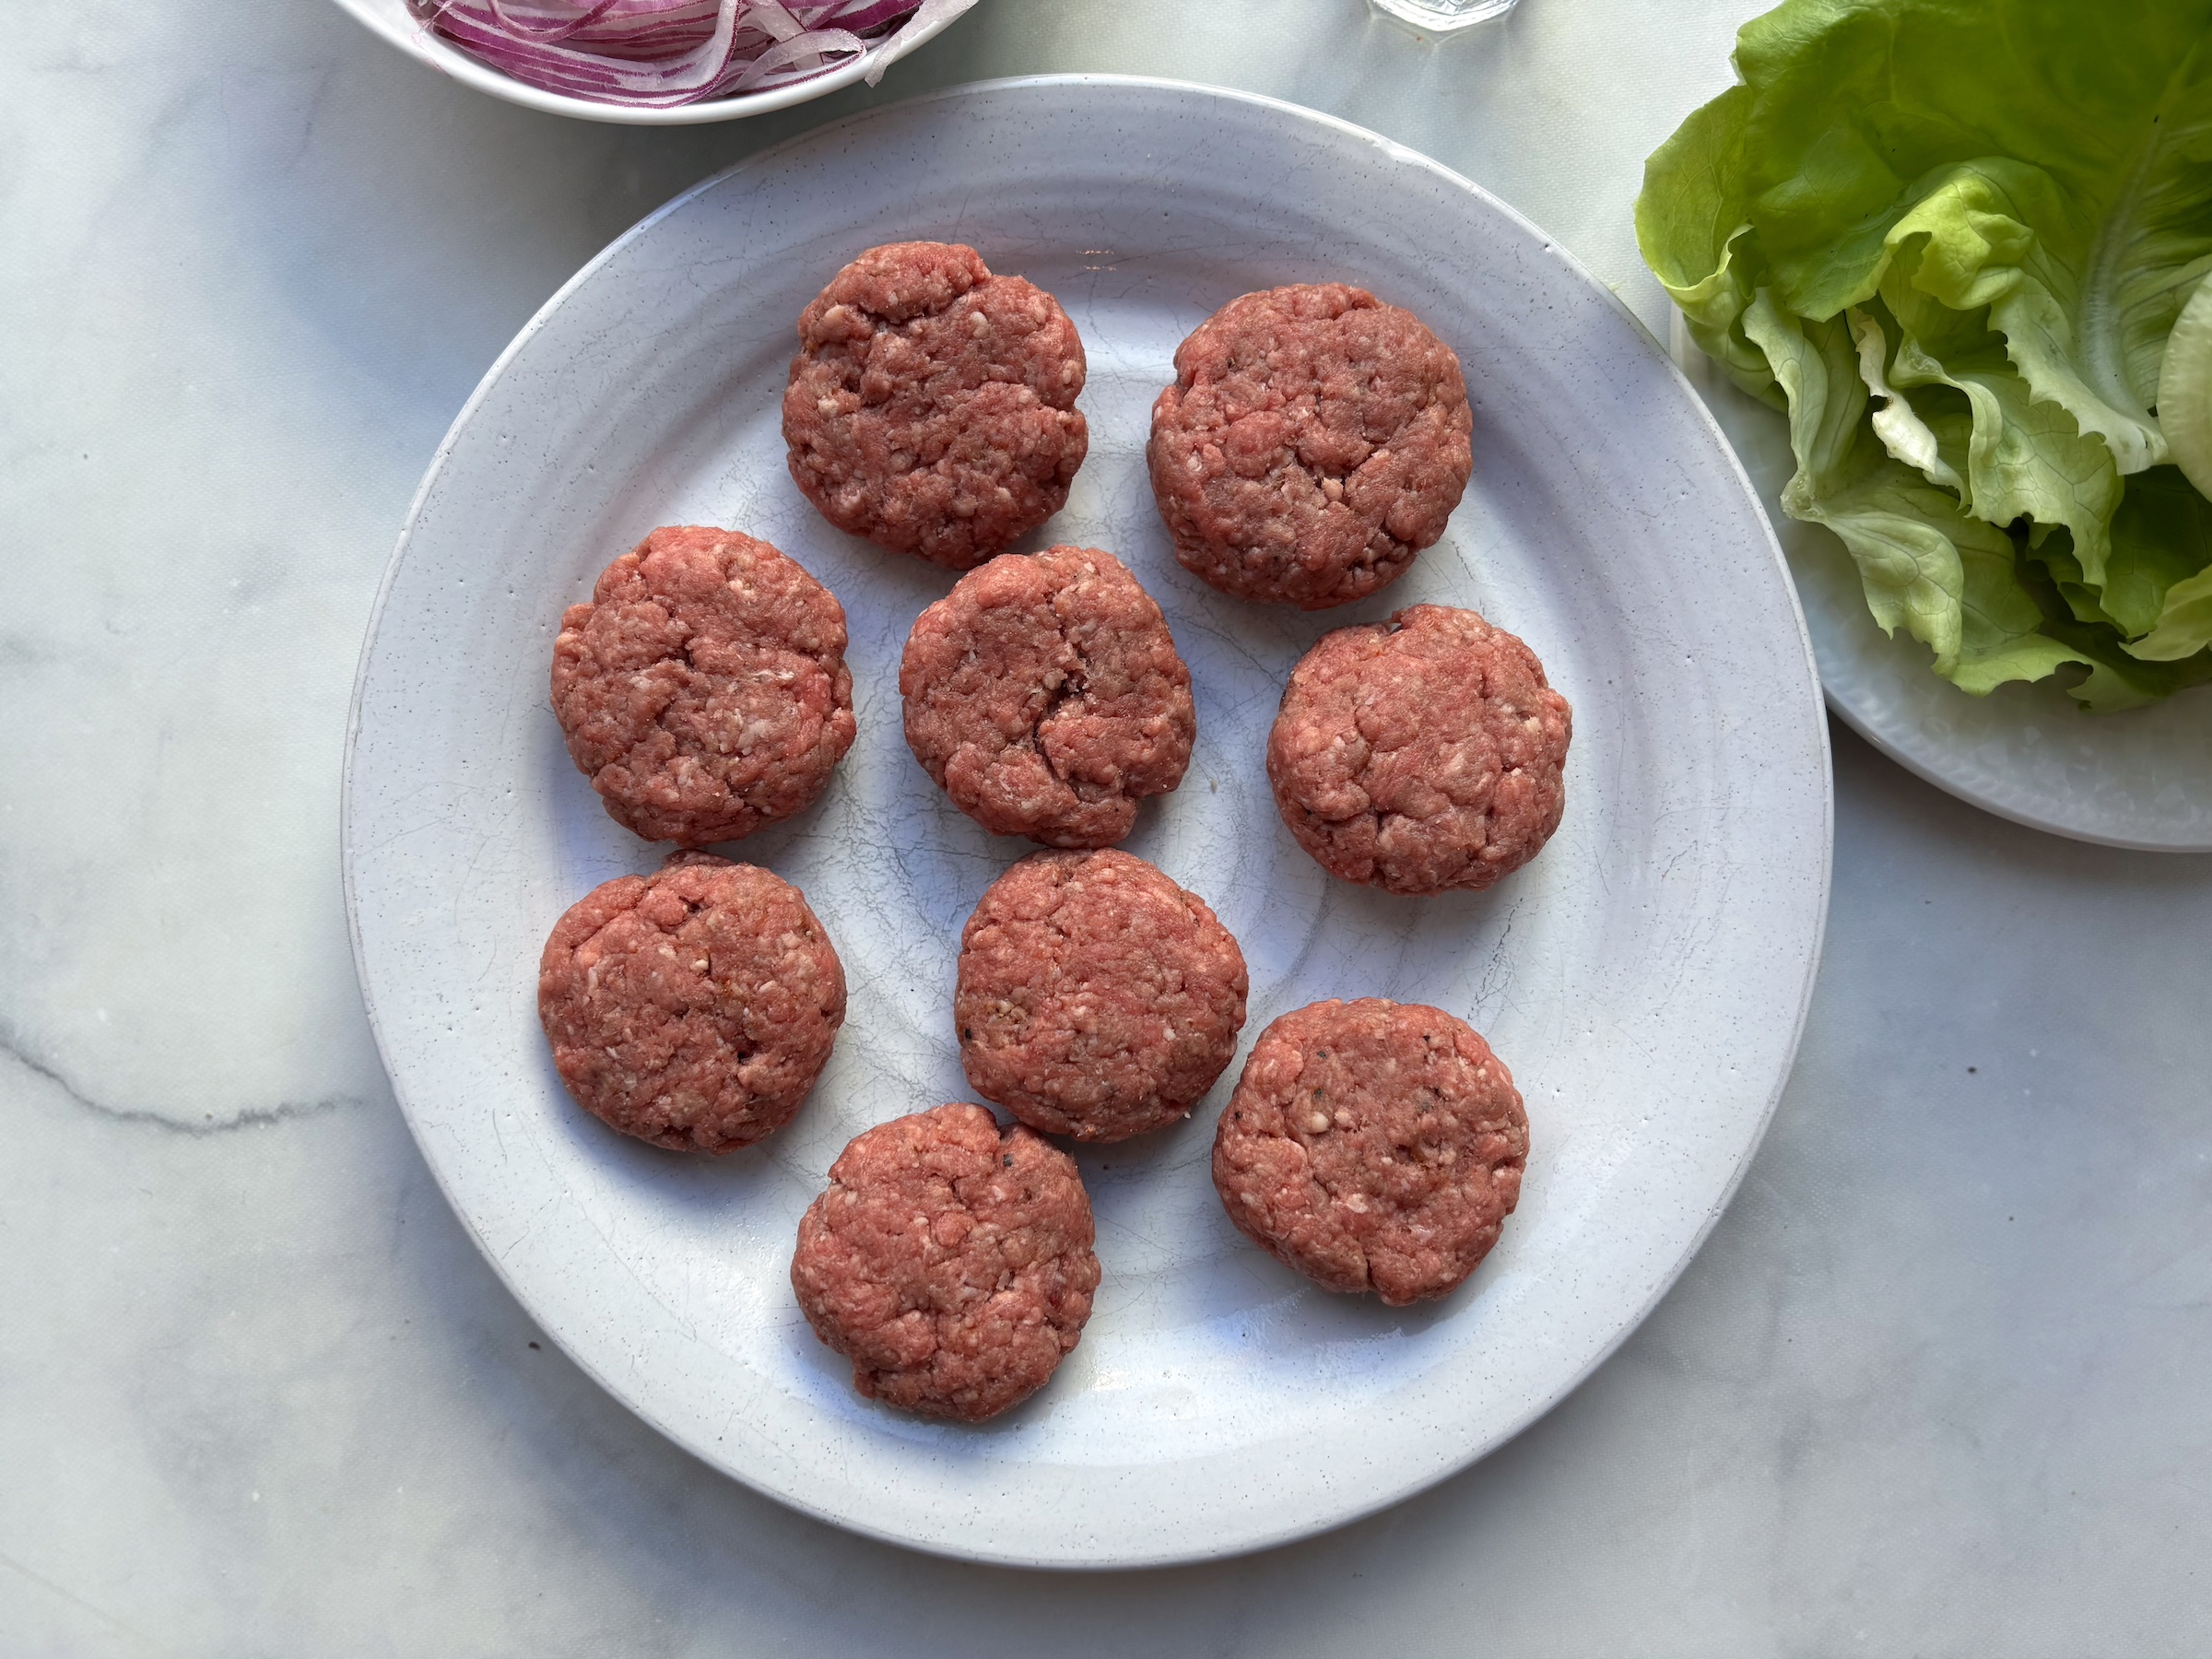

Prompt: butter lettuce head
xmin=1637 ymin=0 xmax=2212 ymax=710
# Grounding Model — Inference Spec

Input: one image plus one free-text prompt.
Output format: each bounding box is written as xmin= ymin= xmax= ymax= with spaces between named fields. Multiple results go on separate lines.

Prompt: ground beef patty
xmin=957 ymin=850 xmax=1248 ymax=1143
xmin=551 ymin=525 xmax=855 ymax=847
xmin=782 ymin=241 xmax=1088 ymax=570
xmin=1147 ymin=283 xmax=1473 ymax=608
xmin=1269 ymin=605 xmax=1571 ymax=896
xmin=901 ymin=545 xmax=1195 ymax=847
xmin=791 ymin=1103 xmax=1100 ymax=1421
xmin=1212 ymin=999 xmax=1528 ymax=1306
xmin=537 ymin=853 xmax=845 ymax=1154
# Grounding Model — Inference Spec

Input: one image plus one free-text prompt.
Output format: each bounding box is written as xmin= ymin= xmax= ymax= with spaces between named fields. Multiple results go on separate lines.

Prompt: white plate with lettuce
xmin=1640 ymin=0 xmax=2212 ymax=851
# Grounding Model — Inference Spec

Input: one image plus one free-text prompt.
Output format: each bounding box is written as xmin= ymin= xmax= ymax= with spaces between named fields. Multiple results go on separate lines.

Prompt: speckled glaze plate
xmin=343 ymin=77 xmax=1831 ymax=1568
xmin=1673 ymin=319 xmax=2212 ymax=852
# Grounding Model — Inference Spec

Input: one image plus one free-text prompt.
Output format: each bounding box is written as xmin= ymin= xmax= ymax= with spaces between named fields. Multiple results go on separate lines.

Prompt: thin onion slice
xmin=407 ymin=0 xmax=977 ymax=108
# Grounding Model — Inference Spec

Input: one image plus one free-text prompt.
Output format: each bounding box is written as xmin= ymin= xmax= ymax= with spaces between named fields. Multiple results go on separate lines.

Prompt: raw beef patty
xmin=792 ymin=1103 xmax=1100 ymax=1421
xmin=1148 ymin=283 xmax=1471 ymax=608
xmin=957 ymin=849 xmax=1248 ymax=1142
xmin=551 ymin=525 xmax=855 ymax=847
xmin=901 ymin=545 xmax=1194 ymax=847
xmin=783 ymin=241 xmax=1088 ymax=570
xmin=1212 ymin=998 xmax=1528 ymax=1306
xmin=1268 ymin=604 xmax=1571 ymax=895
xmin=537 ymin=852 xmax=845 ymax=1154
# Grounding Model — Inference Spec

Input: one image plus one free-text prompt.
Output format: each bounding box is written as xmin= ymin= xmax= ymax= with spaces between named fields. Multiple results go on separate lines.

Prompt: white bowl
xmin=326 ymin=0 xmax=972 ymax=125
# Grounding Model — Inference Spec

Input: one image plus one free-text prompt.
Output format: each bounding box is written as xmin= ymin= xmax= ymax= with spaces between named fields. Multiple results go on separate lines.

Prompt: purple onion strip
xmin=407 ymin=0 xmax=976 ymax=107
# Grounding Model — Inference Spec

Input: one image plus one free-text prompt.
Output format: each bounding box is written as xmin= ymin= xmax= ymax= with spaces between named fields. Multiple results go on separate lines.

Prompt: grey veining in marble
xmin=5 ymin=0 xmax=2210 ymax=1651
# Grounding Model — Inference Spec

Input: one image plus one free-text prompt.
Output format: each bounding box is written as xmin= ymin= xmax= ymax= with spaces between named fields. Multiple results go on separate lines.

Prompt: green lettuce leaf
xmin=1732 ymin=0 xmax=2212 ymax=472
xmin=2112 ymin=467 xmax=2212 ymax=655
xmin=2011 ymin=554 xmax=2212 ymax=709
xmin=1741 ymin=289 xmax=2093 ymax=691
xmin=1634 ymin=87 xmax=1781 ymax=405
xmin=1876 ymin=277 xmax=2124 ymax=584
xmin=1637 ymin=0 xmax=2212 ymax=710
xmin=1846 ymin=304 xmax=1965 ymax=494
xmin=2131 ymin=566 xmax=2212 ymax=662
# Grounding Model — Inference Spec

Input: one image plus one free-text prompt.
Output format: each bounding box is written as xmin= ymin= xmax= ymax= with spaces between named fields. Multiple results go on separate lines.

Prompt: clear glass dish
xmin=1369 ymin=0 xmax=1518 ymax=33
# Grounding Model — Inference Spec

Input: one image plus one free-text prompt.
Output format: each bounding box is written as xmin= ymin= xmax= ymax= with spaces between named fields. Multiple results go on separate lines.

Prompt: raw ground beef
xmin=783 ymin=241 xmax=1088 ymax=570
xmin=1212 ymin=998 xmax=1528 ymax=1306
xmin=537 ymin=852 xmax=845 ymax=1153
xmin=791 ymin=1102 xmax=1100 ymax=1421
xmin=900 ymin=545 xmax=1194 ymax=847
xmin=956 ymin=849 xmax=1248 ymax=1142
xmin=551 ymin=525 xmax=855 ymax=847
xmin=1268 ymin=604 xmax=1571 ymax=895
xmin=1148 ymin=283 xmax=1472 ymax=608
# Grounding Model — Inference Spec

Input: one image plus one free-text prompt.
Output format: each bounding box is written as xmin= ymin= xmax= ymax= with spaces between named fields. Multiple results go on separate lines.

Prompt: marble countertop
xmin=5 ymin=0 xmax=2209 ymax=1651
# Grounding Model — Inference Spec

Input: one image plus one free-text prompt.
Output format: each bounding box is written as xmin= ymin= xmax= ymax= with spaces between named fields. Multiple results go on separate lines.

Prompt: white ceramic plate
xmin=1673 ymin=318 xmax=2212 ymax=852
xmin=344 ymin=76 xmax=1831 ymax=1567
xmin=326 ymin=0 xmax=971 ymax=126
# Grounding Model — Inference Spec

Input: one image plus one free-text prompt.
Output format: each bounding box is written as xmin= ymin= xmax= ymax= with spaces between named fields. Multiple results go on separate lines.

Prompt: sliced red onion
xmin=407 ymin=0 xmax=977 ymax=107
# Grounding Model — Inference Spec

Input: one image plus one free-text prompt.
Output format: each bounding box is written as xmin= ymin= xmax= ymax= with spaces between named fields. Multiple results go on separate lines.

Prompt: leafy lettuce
xmin=1637 ymin=0 xmax=2212 ymax=709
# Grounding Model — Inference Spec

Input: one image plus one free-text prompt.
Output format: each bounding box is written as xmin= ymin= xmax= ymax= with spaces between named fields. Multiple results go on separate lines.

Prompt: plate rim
xmin=1822 ymin=693 xmax=2212 ymax=853
xmin=342 ymin=72 xmax=1835 ymax=1567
